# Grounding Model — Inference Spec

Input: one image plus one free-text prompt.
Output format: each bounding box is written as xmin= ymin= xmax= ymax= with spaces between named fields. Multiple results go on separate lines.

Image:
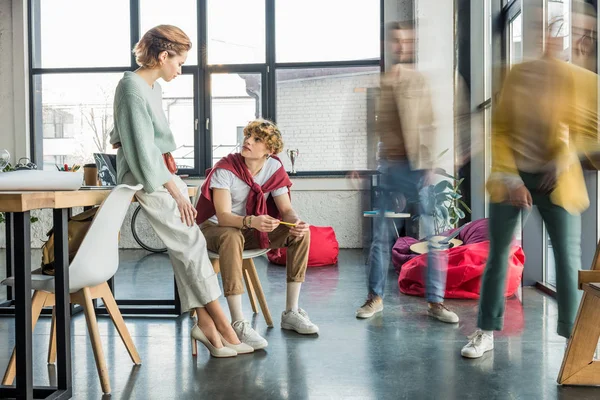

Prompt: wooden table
xmin=0 ymin=184 xmax=199 ymax=399
xmin=0 ymin=189 xmax=111 ymax=400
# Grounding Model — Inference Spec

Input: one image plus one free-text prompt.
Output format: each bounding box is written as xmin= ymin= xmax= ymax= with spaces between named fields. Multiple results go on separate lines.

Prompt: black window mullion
xmin=29 ymin=0 xmax=43 ymax=165
xmin=266 ymin=0 xmax=276 ymax=122
xmin=32 ymin=67 xmax=131 ymax=75
xmin=199 ymin=0 xmax=207 ymax=68
xmin=379 ymin=0 xmax=385 ymax=73
xmin=199 ymin=0 xmax=210 ymax=175
xmin=202 ymin=69 xmax=211 ymax=175
xmin=274 ymin=59 xmax=381 ymax=70
xmin=130 ymin=0 xmax=140 ymax=69
xmin=261 ymin=69 xmax=268 ymax=123
xmin=206 ymin=64 xmax=270 ymax=73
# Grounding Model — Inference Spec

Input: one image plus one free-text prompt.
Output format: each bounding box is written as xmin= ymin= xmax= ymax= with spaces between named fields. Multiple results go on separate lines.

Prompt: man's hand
xmin=289 ymin=219 xmax=310 ymax=238
xmin=251 ymin=215 xmax=280 ymax=232
xmin=539 ymin=169 xmax=557 ymax=195
xmin=508 ymin=184 xmax=532 ymax=209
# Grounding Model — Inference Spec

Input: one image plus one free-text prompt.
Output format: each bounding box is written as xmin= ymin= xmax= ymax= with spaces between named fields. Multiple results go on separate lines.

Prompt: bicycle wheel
xmin=131 ymin=205 xmax=168 ymax=253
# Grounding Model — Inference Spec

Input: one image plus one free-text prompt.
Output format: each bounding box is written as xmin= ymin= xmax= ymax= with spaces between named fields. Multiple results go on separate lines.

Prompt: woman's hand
xmin=289 ymin=220 xmax=310 ymax=238
xmin=251 ymin=215 xmax=280 ymax=232
xmin=174 ymin=193 xmax=197 ymax=227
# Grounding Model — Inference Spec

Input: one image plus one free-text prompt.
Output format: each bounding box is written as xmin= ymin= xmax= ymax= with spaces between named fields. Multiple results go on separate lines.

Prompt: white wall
xmin=184 ymin=177 xmax=371 ymax=249
xmin=0 ymin=178 xmax=371 ymax=250
xmin=0 ymin=0 xmax=29 ymax=162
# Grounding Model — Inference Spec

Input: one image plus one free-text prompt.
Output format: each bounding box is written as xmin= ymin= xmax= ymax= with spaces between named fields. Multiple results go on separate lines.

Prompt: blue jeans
xmin=367 ymin=160 xmax=447 ymax=303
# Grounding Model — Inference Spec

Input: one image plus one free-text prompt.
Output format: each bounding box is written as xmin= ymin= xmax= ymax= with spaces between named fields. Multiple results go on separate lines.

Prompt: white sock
xmin=286 ymin=282 xmax=302 ymax=312
xmin=482 ymin=330 xmax=494 ymax=338
xmin=226 ymin=294 xmax=244 ymax=323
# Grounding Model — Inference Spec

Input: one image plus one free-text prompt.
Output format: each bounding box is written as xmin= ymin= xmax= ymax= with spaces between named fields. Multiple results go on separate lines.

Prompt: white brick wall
xmin=277 ymin=71 xmax=380 ymax=172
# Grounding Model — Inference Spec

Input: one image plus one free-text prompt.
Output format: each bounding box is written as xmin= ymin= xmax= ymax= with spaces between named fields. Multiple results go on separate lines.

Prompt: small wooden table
xmin=0 ymin=185 xmax=199 ymax=399
xmin=0 ymin=189 xmax=111 ymax=400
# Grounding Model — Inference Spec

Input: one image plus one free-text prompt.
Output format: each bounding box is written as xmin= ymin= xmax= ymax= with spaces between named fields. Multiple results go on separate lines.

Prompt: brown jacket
xmin=376 ymin=65 xmax=436 ymax=170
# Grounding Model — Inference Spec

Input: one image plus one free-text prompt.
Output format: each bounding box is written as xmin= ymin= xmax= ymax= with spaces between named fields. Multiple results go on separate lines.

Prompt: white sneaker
xmin=461 ymin=330 xmax=494 ymax=359
xmin=232 ymin=320 xmax=268 ymax=350
xmin=281 ymin=308 xmax=319 ymax=334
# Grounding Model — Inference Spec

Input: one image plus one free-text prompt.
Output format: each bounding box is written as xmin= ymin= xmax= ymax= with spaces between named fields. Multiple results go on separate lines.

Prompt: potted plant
xmin=419 ymin=169 xmax=471 ymax=235
xmin=416 ymin=149 xmax=471 ymax=235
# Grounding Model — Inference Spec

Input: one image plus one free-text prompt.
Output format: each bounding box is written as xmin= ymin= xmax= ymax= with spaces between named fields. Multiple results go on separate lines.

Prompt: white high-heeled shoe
xmin=219 ymin=333 xmax=254 ymax=354
xmin=191 ymin=325 xmax=237 ymax=358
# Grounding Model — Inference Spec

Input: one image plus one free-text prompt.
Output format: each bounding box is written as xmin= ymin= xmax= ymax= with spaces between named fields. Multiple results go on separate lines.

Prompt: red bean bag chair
xmin=267 ymin=225 xmax=339 ymax=267
xmin=393 ymin=218 xmax=490 ymax=273
xmin=398 ymin=240 xmax=524 ymax=299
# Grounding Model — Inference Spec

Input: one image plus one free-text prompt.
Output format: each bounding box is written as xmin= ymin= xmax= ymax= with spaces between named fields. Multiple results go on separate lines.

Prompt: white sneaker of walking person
xmin=461 ymin=330 xmax=494 ymax=358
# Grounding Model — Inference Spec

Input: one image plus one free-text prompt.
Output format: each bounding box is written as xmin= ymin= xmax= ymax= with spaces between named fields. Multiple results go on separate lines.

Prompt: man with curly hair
xmin=196 ymin=119 xmax=318 ymax=350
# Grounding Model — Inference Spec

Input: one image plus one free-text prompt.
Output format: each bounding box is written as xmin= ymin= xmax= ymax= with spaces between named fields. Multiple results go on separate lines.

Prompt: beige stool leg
xmin=75 ymin=287 xmax=111 ymax=394
xmin=98 ymin=282 xmax=141 ymax=365
xmin=243 ymin=265 xmax=259 ymax=314
xmin=243 ymin=259 xmax=273 ymax=328
xmin=3 ymin=291 xmax=49 ymax=385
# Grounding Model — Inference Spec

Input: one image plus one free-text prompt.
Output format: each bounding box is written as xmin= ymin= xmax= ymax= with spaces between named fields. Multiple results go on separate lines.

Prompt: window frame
xmin=28 ymin=0 xmax=384 ymax=177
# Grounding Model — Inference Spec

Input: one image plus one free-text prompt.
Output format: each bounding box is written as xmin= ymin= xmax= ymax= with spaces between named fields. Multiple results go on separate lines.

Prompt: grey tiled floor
xmin=0 ymin=249 xmax=599 ymax=399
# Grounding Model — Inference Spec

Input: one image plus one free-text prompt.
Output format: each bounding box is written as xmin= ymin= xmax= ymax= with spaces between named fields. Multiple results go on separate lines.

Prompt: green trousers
xmin=478 ymin=172 xmax=582 ymax=338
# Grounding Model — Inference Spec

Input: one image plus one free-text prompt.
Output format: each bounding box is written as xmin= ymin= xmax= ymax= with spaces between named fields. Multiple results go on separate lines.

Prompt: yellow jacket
xmin=487 ymin=57 xmax=598 ymax=215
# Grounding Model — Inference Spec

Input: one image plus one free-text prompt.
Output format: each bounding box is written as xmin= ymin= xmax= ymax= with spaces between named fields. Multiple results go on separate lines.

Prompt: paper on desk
xmin=0 ymin=170 xmax=83 ymax=191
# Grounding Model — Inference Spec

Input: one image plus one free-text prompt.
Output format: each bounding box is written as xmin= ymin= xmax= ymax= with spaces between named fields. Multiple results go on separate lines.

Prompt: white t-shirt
xmin=208 ymin=157 xmax=289 ymax=224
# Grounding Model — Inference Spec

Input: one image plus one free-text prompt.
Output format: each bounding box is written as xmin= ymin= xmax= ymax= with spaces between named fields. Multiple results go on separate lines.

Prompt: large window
xmin=33 ymin=0 xmax=131 ymax=68
xmin=140 ymin=0 xmax=199 ymax=65
xmin=30 ymin=1 xmax=382 ymax=175
xmin=275 ymin=0 xmax=380 ymax=63
xmin=509 ymin=13 xmax=523 ymax=67
xmin=276 ymin=67 xmax=380 ymax=172
xmin=210 ymin=73 xmax=263 ymax=165
xmin=207 ymin=0 xmax=266 ymax=65
xmin=37 ymin=73 xmax=122 ymax=170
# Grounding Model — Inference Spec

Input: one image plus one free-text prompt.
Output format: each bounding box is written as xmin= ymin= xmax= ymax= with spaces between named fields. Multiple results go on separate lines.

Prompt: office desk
xmin=0 ymin=189 xmax=111 ymax=399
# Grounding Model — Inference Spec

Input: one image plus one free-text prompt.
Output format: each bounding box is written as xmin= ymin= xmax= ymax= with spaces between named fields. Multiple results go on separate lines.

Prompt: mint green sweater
xmin=110 ymin=71 xmax=176 ymax=193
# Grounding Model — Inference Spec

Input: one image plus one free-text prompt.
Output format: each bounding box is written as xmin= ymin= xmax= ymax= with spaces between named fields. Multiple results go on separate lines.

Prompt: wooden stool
xmin=190 ymin=249 xmax=273 ymax=327
xmin=558 ymin=243 xmax=600 ymax=385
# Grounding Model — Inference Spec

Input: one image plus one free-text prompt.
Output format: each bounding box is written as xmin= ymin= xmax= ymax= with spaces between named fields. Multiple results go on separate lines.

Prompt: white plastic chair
xmin=191 ymin=249 xmax=273 ymax=327
xmin=1 ymin=183 xmax=143 ymax=395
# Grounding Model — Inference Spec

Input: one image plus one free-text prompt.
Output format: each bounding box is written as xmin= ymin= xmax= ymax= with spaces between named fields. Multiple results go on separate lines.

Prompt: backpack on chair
xmin=41 ymin=207 xmax=99 ymax=276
